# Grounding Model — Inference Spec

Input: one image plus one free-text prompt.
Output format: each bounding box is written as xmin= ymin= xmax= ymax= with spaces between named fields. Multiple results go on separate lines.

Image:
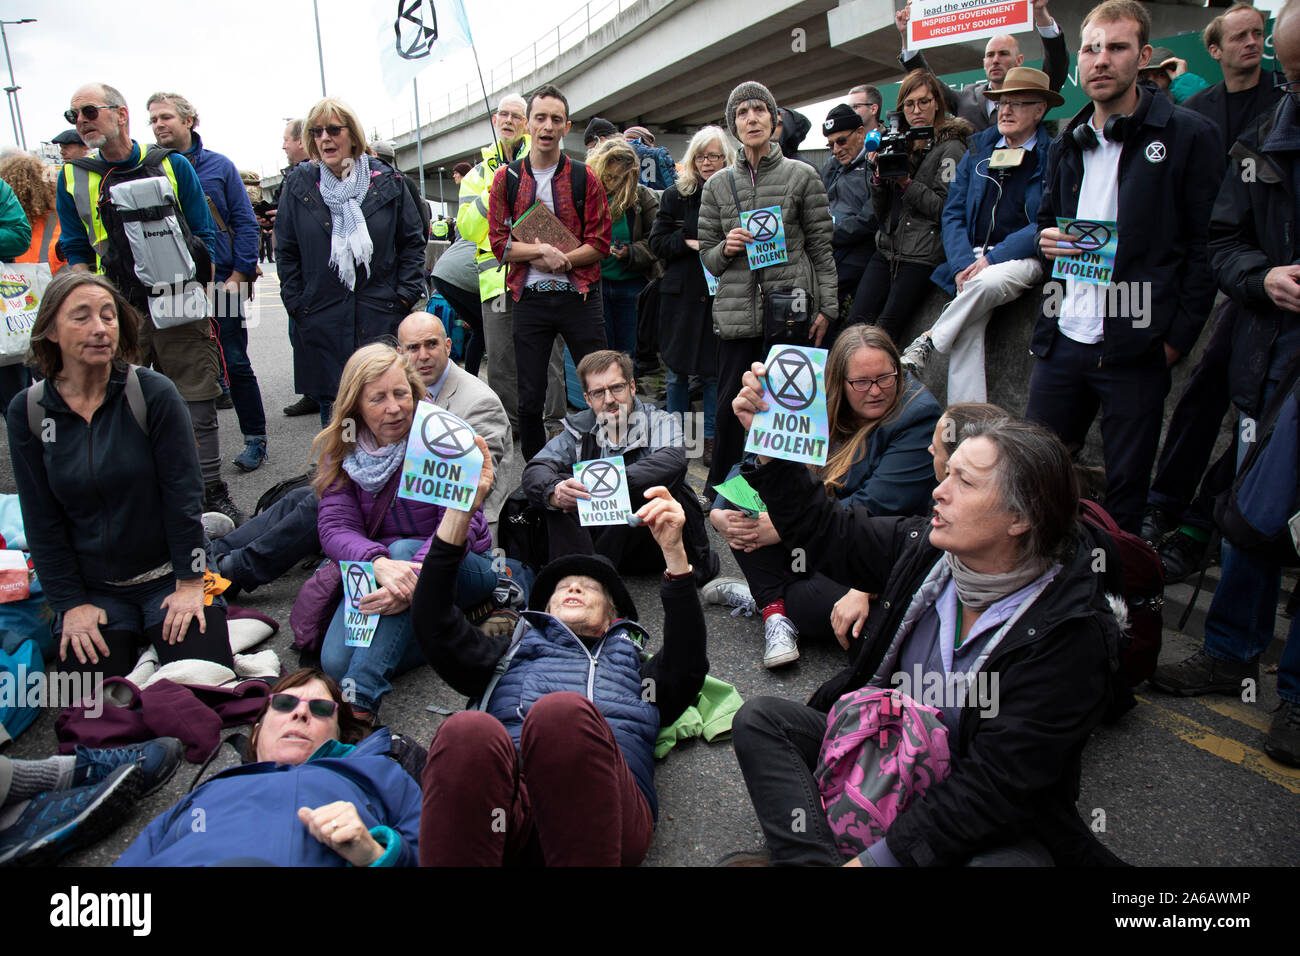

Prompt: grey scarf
xmin=945 ymin=552 xmax=1051 ymax=611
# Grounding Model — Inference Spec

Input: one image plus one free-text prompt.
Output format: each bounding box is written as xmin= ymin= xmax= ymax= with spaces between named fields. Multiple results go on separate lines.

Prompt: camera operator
xmin=848 ymin=70 xmax=972 ymax=341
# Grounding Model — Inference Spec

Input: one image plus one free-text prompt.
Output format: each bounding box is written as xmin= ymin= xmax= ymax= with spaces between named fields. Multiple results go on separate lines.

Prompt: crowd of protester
xmin=0 ymin=0 xmax=1297 ymax=868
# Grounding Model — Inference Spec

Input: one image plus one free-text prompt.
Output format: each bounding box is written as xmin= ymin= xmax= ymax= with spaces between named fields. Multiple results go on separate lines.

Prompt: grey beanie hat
xmin=725 ymin=81 xmax=778 ymax=140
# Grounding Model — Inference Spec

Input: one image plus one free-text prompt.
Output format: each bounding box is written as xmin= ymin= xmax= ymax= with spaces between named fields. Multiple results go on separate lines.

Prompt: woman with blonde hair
xmin=586 ymin=137 xmax=660 ymax=356
xmin=309 ymin=343 xmax=495 ymax=723
xmin=276 ymin=98 xmax=426 ymax=426
xmin=707 ymin=324 xmax=941 ymax=667
xmin=649 ymin=125 xmax=735 ymax=466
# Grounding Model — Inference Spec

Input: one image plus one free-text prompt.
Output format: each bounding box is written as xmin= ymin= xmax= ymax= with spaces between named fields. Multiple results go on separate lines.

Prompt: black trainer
xmin=1148 ymin=649 xmax=1258 ymax=697
xmin=283 ymin=395 xmax=320 ymax=417
xmin=1140 ymin=505 xmax=1180 ymax=549
xmin=204 ymin=479 xmax=248 ymax=528
xmin=1265 ymin=700 xmax=1300 ymax=767
xmin=1159 ymin=529 xmax=1212 ymax=584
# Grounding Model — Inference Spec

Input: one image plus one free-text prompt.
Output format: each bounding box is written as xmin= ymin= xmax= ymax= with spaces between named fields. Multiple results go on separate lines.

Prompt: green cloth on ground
xmin=655 ymin=674 xmax=745 ymax=759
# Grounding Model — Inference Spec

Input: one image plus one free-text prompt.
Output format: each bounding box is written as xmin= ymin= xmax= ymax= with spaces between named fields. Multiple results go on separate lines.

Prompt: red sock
xmin=761 ymin=600 xmax=786 ymax=622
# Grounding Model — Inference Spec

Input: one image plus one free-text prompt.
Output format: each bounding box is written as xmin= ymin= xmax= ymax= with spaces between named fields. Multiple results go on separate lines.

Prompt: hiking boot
xmin=1159 ymin=529 xmax=1211 ymax=584
xmin=201 ymin=511 xmax=236 ymax=540
xmin=702 ymin=437 xmax=714 ymax=469
xmin=73 ymin=737 xmax=184 ymax=797
xmin=215 ymin=389 xmax=234 ymax=410
xmin=204 ymin=479 xmax=248 ymax=528
xmin=703 ymin=577 xmax=756 ymax=616
xmin=1264 ymin=700 xmax=1300 ymax=767
xmin=233 ymin=436 xmax=269 ymax=472
xmin=1148 ymin=649 xmax=1258 ymax=697
xmin=283 ymin=394 xmax=320 ymax=417
xmin=763 ymin=613 xmax=800 ymax=668
xmin=1140 ymin=505 xmax=1180 ymax=549
xmin=0 ymin=763 xmax=141 ymax=866
xmin=900 ymin=333 xmax=934 ymax=374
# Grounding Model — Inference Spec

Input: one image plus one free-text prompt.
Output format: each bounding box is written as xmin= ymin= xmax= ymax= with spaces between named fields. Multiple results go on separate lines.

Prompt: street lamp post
xmin=0 ymin=18 xmax=35 ymax=150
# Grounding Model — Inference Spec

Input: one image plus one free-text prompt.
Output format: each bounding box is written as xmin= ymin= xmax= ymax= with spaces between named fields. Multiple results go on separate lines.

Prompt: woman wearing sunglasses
xmin=706 ymin=324 xmax=940 ymax=667
xmin=847 ymin=70 xmax=972 ymax=341
xmin=116 ymin=668 xmax=422 ymax=866
xmin=275 ymin=97 xmax=426 ymax=427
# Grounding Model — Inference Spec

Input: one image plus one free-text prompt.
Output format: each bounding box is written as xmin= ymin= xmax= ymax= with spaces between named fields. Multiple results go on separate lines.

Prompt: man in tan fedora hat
xmin=901 ymin=67 xmax=1060 ymax=404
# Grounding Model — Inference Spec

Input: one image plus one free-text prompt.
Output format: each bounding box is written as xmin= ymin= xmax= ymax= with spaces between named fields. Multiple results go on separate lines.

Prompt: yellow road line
xmin=1132 ymin=696 xmax=1300 ymax=795
xmin=1197 ymin=697 xmax=1274 ymax=735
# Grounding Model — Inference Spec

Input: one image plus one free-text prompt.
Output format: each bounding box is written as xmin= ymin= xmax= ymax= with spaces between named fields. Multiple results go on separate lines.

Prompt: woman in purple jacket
xmin=311 ymin=344 xmax=494 ymax=722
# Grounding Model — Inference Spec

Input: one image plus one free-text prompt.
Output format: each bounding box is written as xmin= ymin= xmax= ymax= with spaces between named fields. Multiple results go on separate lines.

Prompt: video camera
xmin=873 ymin=110 xmax=934 ymax=181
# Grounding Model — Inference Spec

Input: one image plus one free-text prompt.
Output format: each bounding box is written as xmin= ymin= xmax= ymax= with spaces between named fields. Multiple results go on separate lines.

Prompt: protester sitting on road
xmin=848 ymin=70 xmax=973 ymax=340
xmin=413 ymin=448 xmax=708 ymax=866
xmin=0 ymin=738 xmax=182 ymax=866
xmin=116 ymin=669 xmax=421 ymax=866
xmin=587 ymin=138 xmax=661 ymax=356
xmin=275 ymin=97 xmax=426 ymax=426
xmin=310 ymin=343 xmax=496 ymax=724
xmin=519 ymin=349 xmax=718 ymax=584
xmin=6 ymin=271 xmax=236 ymax=682
xmin=649 ymin=125 xmax=735 ymax=469
xmin=928 ymin=401 xmax=1008 ymax=482
xmin=899 ymin=68 xmax=1058 ymax=403
xmin=726 ymin=377 xmax=1124 ymax=865
xmin=705 ymin=325 xmax=941 ymax=668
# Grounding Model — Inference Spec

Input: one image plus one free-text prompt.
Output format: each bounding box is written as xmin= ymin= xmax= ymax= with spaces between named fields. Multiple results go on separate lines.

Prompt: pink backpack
xmin=814 ymin=687 xmax=952 ymax=859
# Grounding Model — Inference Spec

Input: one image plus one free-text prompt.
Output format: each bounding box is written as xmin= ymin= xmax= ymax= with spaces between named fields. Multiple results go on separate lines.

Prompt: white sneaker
xmin=762 ymin=613 xmax=800 ymax=668
xmin=900 ymin=334 xmax=933 ymax=375
xmin=702 ymin=577 xmax=757 ymax=617
xmin=202 ymin=511 xmax=236 ymax=539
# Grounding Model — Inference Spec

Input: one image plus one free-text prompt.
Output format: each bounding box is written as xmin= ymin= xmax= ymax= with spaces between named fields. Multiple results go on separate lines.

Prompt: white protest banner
xmin=339 ymin=561 xmax=380 ymax=648
xmin=399 ymin=400 xmax=483 ymax=512
xmin=741 ymin=206 xmax=788 ymax=269
xmin=574 ymin=456 xmax=634 ymax=526
xmin=907 ymin=0 xmax=1033 ymax=52
xmin=745 ymin=345 xmax=829 ymax=466
xmin=375 ymin=0 xmax=476 ymax=97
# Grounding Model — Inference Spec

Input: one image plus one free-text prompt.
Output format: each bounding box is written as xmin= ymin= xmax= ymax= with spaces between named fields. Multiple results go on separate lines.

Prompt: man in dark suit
xmin=1184 ymin=2 xmax=1286 ymax=152
xmin=895 ymin=0 xmax=1068 ymax=133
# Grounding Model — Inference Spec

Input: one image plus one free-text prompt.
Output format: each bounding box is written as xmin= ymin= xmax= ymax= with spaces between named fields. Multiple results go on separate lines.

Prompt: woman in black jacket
xmin=275 ymin=98 xmax=426 ymax=427
xmin=648 ymin=125 xmax=735 ymax=467
xmin=727 ymin=371 xmax=1123 ymax=866
xmin=6 ymin=271 xmax=234 ymax=680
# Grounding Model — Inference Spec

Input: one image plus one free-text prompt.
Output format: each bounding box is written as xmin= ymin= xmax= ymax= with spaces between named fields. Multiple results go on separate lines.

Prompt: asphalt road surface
xmin=2 ymin=263 xmax=1296 ymax=868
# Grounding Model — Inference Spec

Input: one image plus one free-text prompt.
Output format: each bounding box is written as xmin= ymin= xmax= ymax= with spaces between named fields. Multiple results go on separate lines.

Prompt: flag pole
xmin=413 ymin=76 xmax=427 ymax=203
xmin=466 ymin=19 xmax=499 ymax=157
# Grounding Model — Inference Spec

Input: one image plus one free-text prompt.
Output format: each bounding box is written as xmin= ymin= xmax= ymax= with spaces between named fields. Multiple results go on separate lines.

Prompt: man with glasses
xmin=458 ymin=93 xmax=566 ymax=440
xmin=519 ymin=350 xmax=718 ymax=583
xmin=895 ymin=0 xmax=1068 ymax=133
xmin=1029 ymin=0 xmax=1223 ymax=535
xmin=901 ymin=67 xmax=1059 ymax=404
xmin=55 ymin=82 xmax=246 ymax=527
xmin=820 ymin=104 xmax=876 ymax=316
xmin=846 ymin=85 xmax=883 ymax=138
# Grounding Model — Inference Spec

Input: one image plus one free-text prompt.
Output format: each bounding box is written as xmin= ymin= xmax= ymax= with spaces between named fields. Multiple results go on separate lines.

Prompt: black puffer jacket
xmin=743 ymin=455 xmax=1125 ymax=867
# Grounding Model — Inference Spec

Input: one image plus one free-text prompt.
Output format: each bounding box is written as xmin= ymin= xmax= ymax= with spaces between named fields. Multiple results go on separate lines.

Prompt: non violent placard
xmin=399 ymin=400 xmax=484 ymax=512
xmin=907 ymin=0 xmax=1032 ymax=51
xmin=701 ymin=255 xmax=719 ymax=296
xmin=574 ymin=455 xmax=635 ymax=526
xmin=1052 ymin=218 xmax=1118 ymax=287
xmin=741 ymin=206 xmax=788 ymax=269
xmin=745 ymin=345 xmax=829 ymax=466
xmin=339 ymin=561 xmax=380 ymax=648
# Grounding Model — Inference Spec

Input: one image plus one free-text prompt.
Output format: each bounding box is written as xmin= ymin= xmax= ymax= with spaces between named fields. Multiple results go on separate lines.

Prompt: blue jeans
xmin=320 ymin=540 xmax=497 ymax=713
xmin=602 ymin=277 xmax=644 ymax=356
xmin=214 ymin=287 xmax=267 ymax=437
xmin=666 ymin=369 xmax=716 ymax=439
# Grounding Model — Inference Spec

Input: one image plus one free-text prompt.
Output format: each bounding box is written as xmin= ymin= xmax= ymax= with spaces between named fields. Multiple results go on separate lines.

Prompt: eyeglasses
xmin=270 ymin=693 xmax=339 ymax=719
xmin=695 ymin=152 xmax=726 ymax=164
xmin=845 ymin=371 xmax=899 ymax=393
xmin=307 ymin=124 xmax=346 ymax=139
xmin=64 ymin=104 xmax=121 ymax=124
xmin=997 ymin=99 xmax=1045 ymax=112
xmin=584 ymin=381 xmax=629 ymax=402
xmin=495 ymin=109 xmax=525 ymax=122
xmin=901 ymin=96 xmax=935 ymax=113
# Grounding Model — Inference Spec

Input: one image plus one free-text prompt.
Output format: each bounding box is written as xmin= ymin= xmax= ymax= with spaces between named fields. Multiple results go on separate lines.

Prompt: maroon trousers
xmin=419 ymin=692 xmax=654 ymax=866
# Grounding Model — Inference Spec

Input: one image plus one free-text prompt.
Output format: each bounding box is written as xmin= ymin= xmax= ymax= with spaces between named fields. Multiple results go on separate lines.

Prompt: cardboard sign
xmin=741 ymin=206 xmax=788 ymax=269
xmin=744 ymin=345 xmax=829 ymax=466
xmin=701 ymin=256 xmax=719 ymax=296
xmin=573 ymin=455 xmax=635 ymax=526
xmin=339 ymin=561 xmax=380 ymax=648
xmin=399 ymin=400 xmax=484 ymax=512
xmin=907 ymin=0 xmax=1033 ymax=52
xmin=1051 ymin=218 xmax=1118 ymax=287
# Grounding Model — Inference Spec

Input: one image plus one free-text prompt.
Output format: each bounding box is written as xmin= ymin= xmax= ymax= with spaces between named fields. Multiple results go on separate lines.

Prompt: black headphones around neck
xmin=1072 ymin=113 xmax=1130 ymax=150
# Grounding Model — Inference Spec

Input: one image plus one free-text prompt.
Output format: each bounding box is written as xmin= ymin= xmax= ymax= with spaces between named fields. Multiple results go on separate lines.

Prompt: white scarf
xmin=318 ymin=152 xmax=373 ymax=290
